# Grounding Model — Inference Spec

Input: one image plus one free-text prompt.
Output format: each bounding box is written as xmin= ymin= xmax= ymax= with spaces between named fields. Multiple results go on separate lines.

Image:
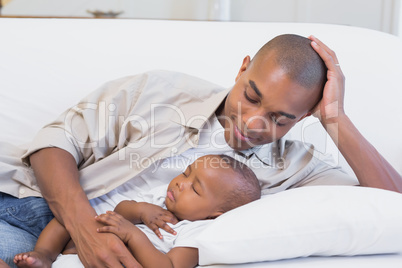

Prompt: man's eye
xmin=244 ymin=90 xmax=258 ymax=104
xmin=270 ymin=114 xmax=286 ymax=127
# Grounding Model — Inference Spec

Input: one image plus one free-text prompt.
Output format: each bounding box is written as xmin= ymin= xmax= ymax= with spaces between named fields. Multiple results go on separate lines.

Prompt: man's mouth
xmin=234 ymin=125 xmax=255 ymax=142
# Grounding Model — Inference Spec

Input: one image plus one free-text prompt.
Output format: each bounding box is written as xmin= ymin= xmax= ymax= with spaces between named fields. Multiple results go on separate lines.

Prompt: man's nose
xmin=242 ymin=110 xmax=270 ymax=133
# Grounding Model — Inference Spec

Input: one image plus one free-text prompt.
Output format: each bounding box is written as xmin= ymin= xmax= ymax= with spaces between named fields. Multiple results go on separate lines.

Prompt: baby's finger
xmin=154 ymin=229 xmax=163 ymax=240
xmin=95 ymin=213 xmax=119 ymax=225
xmin=160 ymin=222 xmax=177 ymax=236
xmin=148 ymin=223 xmax=163 ymax=239
xmin=106 ymin=210 xmax=124 ymax=219
xmin=162 ymin=213 xmax=179 ymax=225
xmin=97 ymin=225 xmax=116 ymax=233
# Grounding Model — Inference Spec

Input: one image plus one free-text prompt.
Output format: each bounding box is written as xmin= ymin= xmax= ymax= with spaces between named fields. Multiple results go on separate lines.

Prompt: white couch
xmin=1 ymin=18 xmax=402 ymax=267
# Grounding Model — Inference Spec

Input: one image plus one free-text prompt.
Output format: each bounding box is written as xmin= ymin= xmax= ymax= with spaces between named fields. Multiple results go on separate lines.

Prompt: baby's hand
xmin=96 ymin=211 xmax=135 ymax=244
xmin=138 ymin=202 xmax=179 ymax=239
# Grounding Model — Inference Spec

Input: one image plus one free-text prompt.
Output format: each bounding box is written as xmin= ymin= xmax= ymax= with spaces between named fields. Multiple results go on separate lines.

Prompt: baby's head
xmin=165 ymin=154 xmax=261 ymax=221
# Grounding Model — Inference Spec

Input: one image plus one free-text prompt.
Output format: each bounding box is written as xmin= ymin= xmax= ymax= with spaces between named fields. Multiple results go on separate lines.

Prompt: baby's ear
xmin=208 ymin=211 xmax=224 ymax=219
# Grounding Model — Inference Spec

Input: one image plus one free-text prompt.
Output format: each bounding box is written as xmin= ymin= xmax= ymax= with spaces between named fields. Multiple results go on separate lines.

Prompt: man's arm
xmin=97 ymin=211 xmax=198 ymax=268
xmin=30 ymin=148 xmax=141 ymax=268
xmin=324 ymin=114 xmax=402 ymax=191
xmin=309 ymin=35 xmax=402 ymax=193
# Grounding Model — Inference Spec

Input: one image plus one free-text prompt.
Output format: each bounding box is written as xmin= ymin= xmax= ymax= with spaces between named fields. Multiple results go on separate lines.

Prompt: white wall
xmin=2 ymin=0 xmax=402 ymax=36
xmin=1 ymin=0 xmax=211 ymax=20
xmin=228 ymin=0 xmax=401 ymax=36
xmin=399 ymin=0 xmax=402 ymax=36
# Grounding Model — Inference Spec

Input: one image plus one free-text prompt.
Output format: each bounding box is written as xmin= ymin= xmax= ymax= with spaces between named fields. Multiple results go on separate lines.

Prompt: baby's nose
xmin=179 ymin=181 xmax=190 ymax=191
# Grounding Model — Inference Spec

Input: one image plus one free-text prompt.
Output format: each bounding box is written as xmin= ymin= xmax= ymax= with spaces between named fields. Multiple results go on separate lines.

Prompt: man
xmin=1 ymin=34 xmax=401 ymax=267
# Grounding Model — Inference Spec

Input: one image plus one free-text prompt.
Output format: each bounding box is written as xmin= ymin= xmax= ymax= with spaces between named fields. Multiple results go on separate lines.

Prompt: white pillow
xmin=196 ymin=186 xmax=402 ymax=265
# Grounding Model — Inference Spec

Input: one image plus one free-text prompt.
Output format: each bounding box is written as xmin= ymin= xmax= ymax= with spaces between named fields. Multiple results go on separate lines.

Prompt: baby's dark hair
xmin=216 ymin=154 xmax=261 ymax=213
xmin=253 ymin=34 xmax=327 ymax=92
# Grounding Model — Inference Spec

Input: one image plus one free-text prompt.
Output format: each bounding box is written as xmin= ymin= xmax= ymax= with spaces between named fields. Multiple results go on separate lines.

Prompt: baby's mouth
xmin=167 ymin=189 xmax=175 ymax=201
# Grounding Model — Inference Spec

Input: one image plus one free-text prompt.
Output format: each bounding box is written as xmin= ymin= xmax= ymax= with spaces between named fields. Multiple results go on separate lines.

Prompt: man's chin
xmin=225 ymin=129 xmax=267 ymax=150
xmin=226 ymin=139 xmax=258 ymax=151
xmin=225 ymin=135 xmax=277 ymax=150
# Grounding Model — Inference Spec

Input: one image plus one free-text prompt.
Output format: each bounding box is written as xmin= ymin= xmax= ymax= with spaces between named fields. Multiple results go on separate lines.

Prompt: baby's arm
xmin=114 ymin=200 xmax=178 ymax=239
xmin=96 ymin=211 xmax=198 ymax=268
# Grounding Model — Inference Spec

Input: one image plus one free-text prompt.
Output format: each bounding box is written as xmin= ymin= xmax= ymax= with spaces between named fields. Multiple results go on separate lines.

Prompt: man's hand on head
xmin=309 ymin=35 xmax=346 ymax=125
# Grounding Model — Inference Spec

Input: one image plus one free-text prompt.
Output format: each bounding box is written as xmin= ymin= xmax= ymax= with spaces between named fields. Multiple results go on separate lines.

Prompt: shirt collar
xmin=235 ymin=139 xmax=286 ymax=170
xmin=168 ymin=85 xmax=287 ymax=169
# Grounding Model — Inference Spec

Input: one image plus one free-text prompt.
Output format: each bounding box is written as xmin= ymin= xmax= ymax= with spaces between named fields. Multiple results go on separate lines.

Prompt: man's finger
xmin=309 ymin=35 xmax=337 ymax=59
xmin=310 ymin=40 xmax=339 ymax=71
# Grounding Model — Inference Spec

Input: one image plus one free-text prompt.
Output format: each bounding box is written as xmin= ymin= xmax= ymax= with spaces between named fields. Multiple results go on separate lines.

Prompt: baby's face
xmin=165 ymin=155 xmax=236 ymax=221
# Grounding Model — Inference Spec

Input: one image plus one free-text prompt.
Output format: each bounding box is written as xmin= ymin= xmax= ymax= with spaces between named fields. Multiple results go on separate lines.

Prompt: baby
xmin=13 ymin=154 xmax=261 ymax=268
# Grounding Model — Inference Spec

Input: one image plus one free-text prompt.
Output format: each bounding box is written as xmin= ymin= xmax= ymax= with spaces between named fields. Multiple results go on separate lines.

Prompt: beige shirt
xmin=0 ymin=70 xmax=357 ymax=199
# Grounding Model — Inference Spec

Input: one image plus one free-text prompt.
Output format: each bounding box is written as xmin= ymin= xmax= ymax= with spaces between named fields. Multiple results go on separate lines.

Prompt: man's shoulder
xmin=105 ymin=70 xmax=227 ymax=100
xmin=143 ymin=70 xmax=226 ymax=95
xmin=145 ymin=69 xmax=215 ymax=83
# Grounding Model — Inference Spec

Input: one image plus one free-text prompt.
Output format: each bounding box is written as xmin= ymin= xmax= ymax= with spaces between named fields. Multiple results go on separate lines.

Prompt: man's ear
xmin=235 ymin=56 xmax=251 ymax=82
xmin=297 ymin=112 xmax=312 ymax=122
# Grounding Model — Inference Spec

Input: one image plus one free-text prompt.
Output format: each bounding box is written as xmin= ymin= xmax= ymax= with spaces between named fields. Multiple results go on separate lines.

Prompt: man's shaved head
xmin=252 ymin=34 xmax=327 ymax=91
